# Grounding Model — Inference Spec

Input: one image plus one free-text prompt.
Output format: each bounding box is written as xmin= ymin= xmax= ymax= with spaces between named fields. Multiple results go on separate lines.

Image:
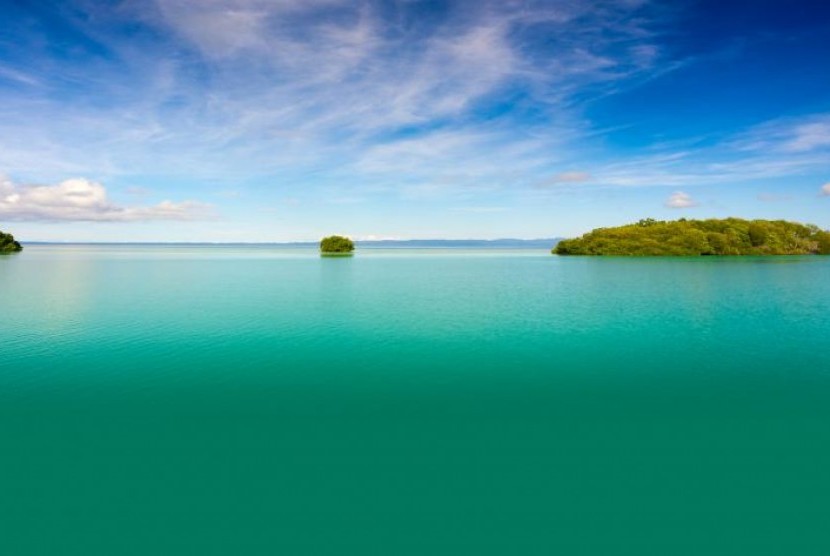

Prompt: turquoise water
xmin=2 ymin=245 xmax=830 ymax=555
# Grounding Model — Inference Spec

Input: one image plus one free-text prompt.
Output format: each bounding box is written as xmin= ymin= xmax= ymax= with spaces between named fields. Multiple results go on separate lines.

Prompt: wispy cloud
xmin=538 ymin=171 xmax=593 ymax=186
xmin=0 ymin=64 xmax=40 ymax=87
xmin=0 ymin=0 xmax=665 ymax=191
xmin=0 ymin=177 xmax=211 ymax=221
xmin=757 ymin=192 xmax=793 ymax=203
xmin=582 ymin=113 xmax=830 ymax=190
xmin=822 ymin=183 xmax=830 ymax=196
xmin=729 ymin=114 xmax=830 ymax=154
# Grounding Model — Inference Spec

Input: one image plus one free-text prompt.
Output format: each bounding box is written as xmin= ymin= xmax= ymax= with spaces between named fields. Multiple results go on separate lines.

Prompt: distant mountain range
xmin=357 ymin=238 xmax=561 ymax=248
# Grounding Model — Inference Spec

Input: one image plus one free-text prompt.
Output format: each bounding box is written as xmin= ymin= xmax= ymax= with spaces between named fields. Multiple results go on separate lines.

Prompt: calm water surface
xmin=2 ymin=245 xmax=830 ymax=555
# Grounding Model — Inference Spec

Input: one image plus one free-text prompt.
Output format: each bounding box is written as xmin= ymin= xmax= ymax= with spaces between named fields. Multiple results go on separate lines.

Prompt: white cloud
xmin=822 ymin=183 xmax=830 ymax=196
xmin=0 ymin=177 xmax=211 ymax=221
xmin=664 ymin=191 xmax=697 ymax=209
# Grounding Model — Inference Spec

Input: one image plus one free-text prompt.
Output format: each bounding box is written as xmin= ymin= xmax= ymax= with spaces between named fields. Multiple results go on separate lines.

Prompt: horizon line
xmin=20 ymin=237 xmax=563 ymax=246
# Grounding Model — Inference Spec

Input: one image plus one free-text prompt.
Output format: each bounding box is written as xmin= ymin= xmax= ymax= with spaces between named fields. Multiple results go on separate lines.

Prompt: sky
xmin=0 ymin=0 xmax=828 ymax=242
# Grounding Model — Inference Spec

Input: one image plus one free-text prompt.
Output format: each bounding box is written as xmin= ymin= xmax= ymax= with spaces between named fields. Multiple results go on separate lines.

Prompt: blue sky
xmin=0 ymin=0 xmax=828 ymax=241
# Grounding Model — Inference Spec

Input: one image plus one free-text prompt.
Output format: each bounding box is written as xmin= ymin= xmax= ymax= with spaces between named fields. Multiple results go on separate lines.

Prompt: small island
xmin=554 ymin=218 xmax=830 ymax=256
xmin=0 ymin=229 xmax=23 ymax=253
xmin=320 ymin=235 xmax=355 ymax=256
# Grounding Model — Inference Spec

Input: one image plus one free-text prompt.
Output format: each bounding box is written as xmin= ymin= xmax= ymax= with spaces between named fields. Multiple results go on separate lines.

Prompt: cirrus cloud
xmin=0 ymin=177 xmax=212 ymax=221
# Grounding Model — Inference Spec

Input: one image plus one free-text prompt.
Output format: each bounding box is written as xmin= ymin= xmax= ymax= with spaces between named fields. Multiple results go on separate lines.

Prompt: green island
xmin=0 ymin=229 xmax=23 ymax=253
xmin=320 ymin=235 xmax=355 ymax=256
xmin=554 ymin=218 xmax=830 ymax=256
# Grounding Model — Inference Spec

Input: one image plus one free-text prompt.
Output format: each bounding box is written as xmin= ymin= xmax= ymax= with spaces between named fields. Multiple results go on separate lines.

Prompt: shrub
xmin=320 ymin=235 xmax=355 ymax=254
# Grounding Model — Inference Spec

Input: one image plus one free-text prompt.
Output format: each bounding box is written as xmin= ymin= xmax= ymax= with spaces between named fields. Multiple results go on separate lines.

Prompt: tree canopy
xmin=554 ymin=218 xmax=830 ymax=256
xmin=320 ymin=235 xmax=355 ymax=254
xmin=0 ymin=229 xmax=22 ymax=253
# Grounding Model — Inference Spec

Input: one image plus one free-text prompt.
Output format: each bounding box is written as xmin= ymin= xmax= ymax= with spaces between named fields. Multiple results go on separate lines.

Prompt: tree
xmin=0 ymin=229 xmax=22 ymax=253
xmin=320 ymin=235 xmax=355 ymax=254
xmin=748 ymin=223 xmax=768 ymax=247
xmin=552 ymin=218 xmax=830 ymax=256
xmin=815 ymin=231 xmax=830 ymax=255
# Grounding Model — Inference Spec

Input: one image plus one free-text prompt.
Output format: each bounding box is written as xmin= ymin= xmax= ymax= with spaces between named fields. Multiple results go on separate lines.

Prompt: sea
xmin=2 ymin=244 xmax=829 ymax=555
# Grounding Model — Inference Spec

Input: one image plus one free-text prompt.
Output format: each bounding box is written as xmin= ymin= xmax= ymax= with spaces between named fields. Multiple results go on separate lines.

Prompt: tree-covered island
xmin=320 ymin=235 xmax=355 ymax=255
xmin=0 ymin=229 xmax=23 ymax=253
xmin=554 ymin=218 xmax=830 ymax=256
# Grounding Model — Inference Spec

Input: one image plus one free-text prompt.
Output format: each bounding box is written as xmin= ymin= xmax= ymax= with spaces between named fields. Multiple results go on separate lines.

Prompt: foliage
xmin=553 ymin=218 xmax=830 ymax=256
xmin=320 ymin=235 xmax=355 ymax=254
xmin=0 ymin=229 xmax=22 ymax=253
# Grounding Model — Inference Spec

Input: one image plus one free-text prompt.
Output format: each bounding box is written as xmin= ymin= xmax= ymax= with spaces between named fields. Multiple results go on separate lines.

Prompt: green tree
xmin=705 ymin=232 xmax=727 ymax=255
xmin=0 ymin=229 xmax=23 ymax=253
xmin=320 ymin=235 xmax=355 ymax=254
xmin=748 ymin=223 xmax=768 ymax=247
xmin=815 ymin=231 xmax=830 ymax=255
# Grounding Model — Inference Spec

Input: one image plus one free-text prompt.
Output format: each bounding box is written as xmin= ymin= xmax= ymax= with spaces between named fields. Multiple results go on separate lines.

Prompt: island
xmin=0 ymin=229 xmax=23 ymax=253
xmin=320 ymin=235 xmax=355 ymax=256
xmin=554 ymin=218 xmax=830 ymax=256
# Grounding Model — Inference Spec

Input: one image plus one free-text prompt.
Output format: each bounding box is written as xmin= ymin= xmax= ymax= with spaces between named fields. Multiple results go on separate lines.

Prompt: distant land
xmin=357 ymin=238 xmax=561 ymax=249
xmin=23 ymin=239 xmax=562 ymax=249
xmin=555 ymin=218 xmax=830 ymax=256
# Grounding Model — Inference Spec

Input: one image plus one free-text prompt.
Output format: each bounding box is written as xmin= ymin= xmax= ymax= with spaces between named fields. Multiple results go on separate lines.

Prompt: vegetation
xmin=554 ymin=218 xmax=830 ymax=256
xmin=320 ymin=235 xmax=355 ymax=255
xmin=0 ymin=229 xmax=22 ymax=253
